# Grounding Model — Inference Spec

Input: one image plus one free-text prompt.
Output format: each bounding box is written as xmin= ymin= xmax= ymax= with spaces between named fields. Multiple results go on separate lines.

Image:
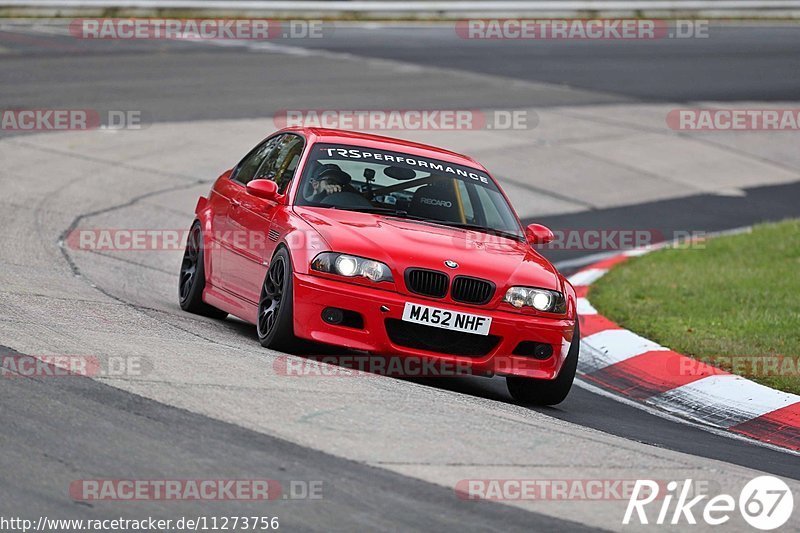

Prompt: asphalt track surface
xmin=296 ymin=24 xmax=800 ymax=103
xmin=2 ymin=21 xmax=800 ymax=531
xmin=0 ymin=343 xmax=593 ymax=532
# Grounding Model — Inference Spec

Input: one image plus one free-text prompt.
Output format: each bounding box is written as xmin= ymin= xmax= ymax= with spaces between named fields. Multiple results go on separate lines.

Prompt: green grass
xmin=590 ymin=220 xmax=800 ymax=395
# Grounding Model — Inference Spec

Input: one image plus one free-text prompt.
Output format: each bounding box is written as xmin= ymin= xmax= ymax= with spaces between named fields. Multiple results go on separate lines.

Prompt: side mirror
xmin=246 ymin=179 xmax=278 ymax=201
xmin=526 ymin=223 xmax=555 ymax=245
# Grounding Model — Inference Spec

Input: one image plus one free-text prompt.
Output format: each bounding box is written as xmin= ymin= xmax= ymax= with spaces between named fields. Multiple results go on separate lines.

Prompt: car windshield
xmin=295 ymin=143 xmax=524 ymax=240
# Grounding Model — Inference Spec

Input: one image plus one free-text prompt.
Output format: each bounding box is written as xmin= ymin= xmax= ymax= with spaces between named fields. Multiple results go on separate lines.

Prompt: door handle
xmin=231 ymin=199 xmax=241 ymax=209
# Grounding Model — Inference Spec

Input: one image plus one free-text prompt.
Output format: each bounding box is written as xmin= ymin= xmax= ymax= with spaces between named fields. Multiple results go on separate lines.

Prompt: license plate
xmin=401 ymin=302 xmax=492 ymax=336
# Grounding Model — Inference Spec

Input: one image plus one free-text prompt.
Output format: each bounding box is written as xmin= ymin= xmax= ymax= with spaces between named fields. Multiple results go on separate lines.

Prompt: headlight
xmin=503 ymin=286 xmax=566 ymax=313
xmin=311 ymin=252 xmax=393 ymax=283
xmin=335 ymin=255 xmax=359 ymax=277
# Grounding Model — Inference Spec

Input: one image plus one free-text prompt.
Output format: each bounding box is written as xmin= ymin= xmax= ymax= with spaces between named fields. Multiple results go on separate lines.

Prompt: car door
xmin=215 ymin=135 xmax=283 ymax=295
xmin=224 ymin=133 xmax=305 ymax=304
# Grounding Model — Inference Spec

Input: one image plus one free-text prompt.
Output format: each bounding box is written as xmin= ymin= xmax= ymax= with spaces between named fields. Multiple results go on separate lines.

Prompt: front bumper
xmin=293 ymin=273 xmax=576 ymax=380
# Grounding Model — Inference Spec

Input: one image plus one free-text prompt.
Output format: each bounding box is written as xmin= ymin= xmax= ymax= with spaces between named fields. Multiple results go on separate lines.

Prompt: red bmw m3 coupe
xmin=179 ymin=128 xmax=579 ymax=405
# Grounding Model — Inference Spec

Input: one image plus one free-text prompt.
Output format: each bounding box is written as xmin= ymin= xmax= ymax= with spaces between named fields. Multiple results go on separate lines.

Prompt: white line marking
xmin=576 ymin=297 xmax=597 ymax=315
xmin=650 ymin=374 xmax=800 ymax=428
xmin=568 ymin=268 xmax=607 ymax=287
xmin=581 ymin=329 xmax=667 ymax=371
xmin=623 ymin=248 xmax=652 ymax=257
xmin=574 ymin=378 xmax=800 ymax=457
xmin=553 ymin=251 xmax=618 ymax=271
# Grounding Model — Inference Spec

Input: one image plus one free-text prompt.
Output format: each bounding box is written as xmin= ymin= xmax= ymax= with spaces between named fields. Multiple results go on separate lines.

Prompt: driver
xmin=309 ymin=168 xmax=356 ymax=203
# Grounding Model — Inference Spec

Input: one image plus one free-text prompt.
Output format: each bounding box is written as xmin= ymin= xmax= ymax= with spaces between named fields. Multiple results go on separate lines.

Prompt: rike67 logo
xmin=624 ymin=476 xmax=793 ymax=530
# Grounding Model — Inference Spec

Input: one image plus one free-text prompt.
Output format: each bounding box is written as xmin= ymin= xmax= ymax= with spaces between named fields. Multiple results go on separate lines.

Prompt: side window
xmin=254 ymin=135 xmax=305 ymax=193
xmin=232 ymin=136 xmax=283 ymax=185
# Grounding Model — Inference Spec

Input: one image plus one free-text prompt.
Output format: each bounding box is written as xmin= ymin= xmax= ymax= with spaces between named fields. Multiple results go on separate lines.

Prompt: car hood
xmin=294 ymin=206 xmax=561 ymax=292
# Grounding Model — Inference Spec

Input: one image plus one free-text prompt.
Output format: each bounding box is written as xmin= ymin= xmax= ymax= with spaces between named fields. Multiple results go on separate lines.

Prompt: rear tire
xmin=506 ymin=319 xmax=580 ymax=406
xmin=178 ymin=221 xmax=228 ymax=319
xmin=257 ymin=247 xmax=298 ymax=352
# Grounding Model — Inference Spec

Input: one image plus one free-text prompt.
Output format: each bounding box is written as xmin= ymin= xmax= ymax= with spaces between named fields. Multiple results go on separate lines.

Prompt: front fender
xmin=271 ymin=208 xmax=330 ymax=276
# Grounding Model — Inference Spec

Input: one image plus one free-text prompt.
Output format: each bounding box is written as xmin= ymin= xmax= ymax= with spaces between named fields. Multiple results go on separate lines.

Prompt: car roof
xmin=278 ymin=127 xmax=488 ymax=172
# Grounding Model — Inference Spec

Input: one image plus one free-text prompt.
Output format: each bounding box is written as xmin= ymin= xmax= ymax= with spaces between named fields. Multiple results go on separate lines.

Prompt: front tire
xmin=257 ymin=247 xmax=297 ymax=351
xmin=506 ymin=319 xmax=580 ymax=406
xmin=178 ymin=221 xmax=228 ymax=319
